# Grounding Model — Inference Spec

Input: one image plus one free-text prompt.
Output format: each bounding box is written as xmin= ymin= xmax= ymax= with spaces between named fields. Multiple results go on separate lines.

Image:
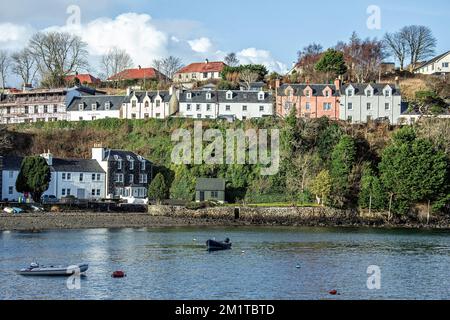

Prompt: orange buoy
xmin=329 ymin=290 xmax=338 ymax=295
xmin=112 ymin=270 xmax=126 ymax=278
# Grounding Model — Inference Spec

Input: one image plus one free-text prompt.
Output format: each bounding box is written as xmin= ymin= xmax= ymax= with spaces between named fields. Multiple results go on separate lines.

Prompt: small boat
xmin=206 ymin=238 xmax=232 ymax=251
xmin=17 ymin=262 xmax=89 ymax=276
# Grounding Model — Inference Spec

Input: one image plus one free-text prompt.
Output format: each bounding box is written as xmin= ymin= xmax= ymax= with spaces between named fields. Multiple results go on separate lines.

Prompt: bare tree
xmin=384 ymin=32 xmax=408 ymax=70
xmin=239 ymin=69 xmax=259 ymax=89
xmin=400 ymin=25 xmax=436 ymax=70
xmin=224 ymin=52 xmax=239 ymax=67
xmin=0 ymin=125 xmax=12 ymax=154
xmin=153 ymin=56 xmax=183 ymax=80
xmin=28 ymin=31 xmax=89 ymax=88
xmin=11 ymin=48 xmax=38 ymax=87
xmin=101 ymin=47 xmax=134 ymax=80
xmin=0 ymin=50 xmax=10 ymax=90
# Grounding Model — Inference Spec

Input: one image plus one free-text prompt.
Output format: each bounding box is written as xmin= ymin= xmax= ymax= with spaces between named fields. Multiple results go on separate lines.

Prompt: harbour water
xmin=1 ymin=226 xmax=450 ymax=300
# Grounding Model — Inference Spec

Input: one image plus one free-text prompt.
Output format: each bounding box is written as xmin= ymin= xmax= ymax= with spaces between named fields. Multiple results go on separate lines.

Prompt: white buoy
xmin=296 ymin=265 xmax=301 ymax=269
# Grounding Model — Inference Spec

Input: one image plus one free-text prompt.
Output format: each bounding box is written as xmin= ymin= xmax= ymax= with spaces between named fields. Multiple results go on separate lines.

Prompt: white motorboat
xmin=17 ymin=262 xmax=89 ymax=276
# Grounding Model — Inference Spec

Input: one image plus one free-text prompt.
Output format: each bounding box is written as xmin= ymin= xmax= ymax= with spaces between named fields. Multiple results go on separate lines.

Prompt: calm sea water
xmin=1 ymin=226 xmax=450 ymax=300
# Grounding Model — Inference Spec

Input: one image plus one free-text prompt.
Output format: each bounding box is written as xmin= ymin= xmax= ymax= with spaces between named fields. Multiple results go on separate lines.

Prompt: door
xmin=199 ymin=191 xmax=205 ymax=202
xmin=77 ymin=189 xmax=85 ymax=199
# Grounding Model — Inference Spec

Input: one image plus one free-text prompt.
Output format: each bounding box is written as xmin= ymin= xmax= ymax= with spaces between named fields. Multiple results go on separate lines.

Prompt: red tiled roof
xmin=107 ymin=68 xmax=164 ymax=81
xmin=66 ymin=74 xmax=101 ymax=84
xmin=176 ymin=61 xmax=226 ymax=74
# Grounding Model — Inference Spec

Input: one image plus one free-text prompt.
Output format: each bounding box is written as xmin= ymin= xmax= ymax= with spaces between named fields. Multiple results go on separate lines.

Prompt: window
xmin=79 ymin=117 xmax=83 ymax=121
xmin=144 ymin=101 xmax=149 ymax=108
xmin=196 ymin=104 xmax=201 ymax=111
xmin=348 ymin=103 xmax=353 ymax=110
xmin=91 ymin=103 xmax=97 ymax=111
xmin=305 ymin=102 xmax=311 ymax=110
xmin=385 ymin=103 xmax=390 ymax=110
xmin=141 ymin=161 xmax=146 ymax=170
xmin=156 ymin=113 xmax=160 ymax=118
xmin=92 ymin=116 xmax=96 ymax=121
xmin=66 ymin=189 xmax=71 ymax=196
xmin=43 ymin=105 xmax=48 ymax=113
xmin=347 ymin=116 xmax=353 ymax=122
xmin=258 ymin=93 xmax=264 ymax=100
xmin=347 ymin=90 xmax=354 ymax=97
xmin=78 ymin=103 xmax=84 ymax=111
xmin=132 ymin=100 xmax=137 ymax=108
xmin=206 ymin=93 xmax=211 ymax=100
xmin=129 ymin=160 xmax=134 ymax=170
xmin=186 ymin=93 xmax=192 ymax=100
xmin=96 ymin=189 xmax=100 ymax=196
xmin=242 ymin=105 xmax=247 ymax=111
xmin=443 ymin=62 xmax=449 ymax=68
xmin=129 ymin=174 xmax=134 ymax=183
xmin=62 ymin=189 xmax=66 ymax=196
xmin=323 ymin=103 xmax=331 ymax=111
xmin=367 ymin=103 xmax=372 ymax=110
xmin=384 ymin=90 xmax=391 ymax=97
xmin=305 ymin=90 xmax=311 ymax=98
xmin=211 ymin=191 xmax=218 ymax=198
xmin=366 ymin=90 xmax=372 ymax=97
xmin=92 ymin=173 xmax=96 ymax=181
xmin=206 ymin=104 xmax=211 ymax=111
xmin=226 ymin=105 xmax=231 ymax=111
xmin=117 ymin=160 xmax=122 ymax=170
xmin=115 ymin=174 xmax=124 ymax=183
xmin=53 ymin=105 xmax=58 ymax=113
xmin=131 ymin=114 xmax=136 ymax=119
xmin=144 ymin=113 xmax=149 ymax=118
xmin=79 ymin=173 xmax=83 ymax=182
xmin=104 ymin=102 xmax=110 ymax=110
xmin=226 ymin=92 xmax=233 ymax=100
xmin=8 ymin=186 xmax=13 ymax=194
xmin=156 ymin=100 xmax=161 ymax=107
xmin=203 ymin=72 xmax=208 ymax=79
xmin=197 ymin=114 xmax=202 ymax=119
xmin=259 ymin=106 xmax=264 ymax=112
xmin=91 ymin=189 xmax=96 ymax=196
xmin=325 ymin=91 xmax=330 ymax=97
xmin=186 ymin=104 xmax=191 ymax=111
xmin=97 ymin=173 xmax=101 ymax=181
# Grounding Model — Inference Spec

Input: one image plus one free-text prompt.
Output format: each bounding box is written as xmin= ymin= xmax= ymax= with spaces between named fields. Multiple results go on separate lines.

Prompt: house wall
xmin=123 ymin=97 xmax=170 ymax=119
xmin=195 ymin=190 xmax=225 ymax=202
xmin=0 ymin=103 xmax=67 ymax=124
xmin=276 ymin=94 xmax=339 ymax=119
xmin=174 ymin=71 xmax=221 ymax=83
xmin=415 ymin=53 xmax=450 ymax=74
xmin=68 ymin=110 xmax=120 ymax=121
xmin=2 ymin=169 xmax=20 ymax=201
xmin=51 ymin=171 xmax=106 ymax=199
xmin=0 ymin=156 xmax=2 ymax=201
xmin=339 ymin=94 xmax=402 ymax=124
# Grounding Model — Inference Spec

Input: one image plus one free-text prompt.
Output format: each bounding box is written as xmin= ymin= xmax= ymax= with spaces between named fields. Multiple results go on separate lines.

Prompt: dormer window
xmin=144 ymin=101 xmax=149 ymax=108
xmin=141 ymin=160 xmax=146 ymax=170
xmin=132 ymin=100 xmax=137 ymax=108
xmin=129 ymin=159 xmax=134 ymax=170
xmin=78 ymin=103 xmax=84 ymax=111
xmin=91 ymin=103 xmax=97 ymax=111
xmin=305 ymin=90 xmax=311 ymax=98
xmin=226 ymin=91 xmax=233 ymax=100
xmin=384 ymin=89 xmax=391 ymax=97
xmin=186 ymin=92 xmax=192 ymax=100
xmin=156 ymin=100 xmax=161 ymax=107
xmin=258 ymin=92 xmax=265 ymax=101
xmin=324 ymin=90 xmax=331 ymax=98
xmin=206 ymin=92 xmax=211 ymax=100
xmin=347 ymin=89 xmax=354 ymax=97
xmin=365 ymin=87 xmax=373 ymax=97
xmin=105 ymin=102 xmax=110 ymax=110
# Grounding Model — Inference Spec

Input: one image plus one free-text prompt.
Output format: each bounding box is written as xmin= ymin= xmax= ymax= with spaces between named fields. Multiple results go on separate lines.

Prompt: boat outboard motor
xmin=225 ymin=238 xmax=230 ymax=243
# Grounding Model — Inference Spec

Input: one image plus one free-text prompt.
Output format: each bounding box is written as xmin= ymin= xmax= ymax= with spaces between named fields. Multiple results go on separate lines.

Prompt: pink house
xmin=275 ymin=79 xmax=341 ymax=120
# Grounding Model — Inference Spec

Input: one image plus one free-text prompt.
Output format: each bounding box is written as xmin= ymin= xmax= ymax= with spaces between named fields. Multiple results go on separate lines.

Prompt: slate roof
xmin=179 ymin=90 xmax=272 ymax=104
xmin=67 ymin=95 xmax=126 ymax=111
xmin=103 ymin=149 xmax=151 ymax=164
xmin=277 ymin=84 xmax=340 ymax=97
xmin=2 ymin=156 xmax=105 ymax=173
xmin=341 ymin=83 xmax=400 ymax=96
xmin=123 ymin=91 xmax=172 ymax=103
xmin=2 ymin=156 xmax=23 ymax=171
xmin=51 ymin=158 xmax=105 ymax=173
xmin=176 ymin=61 xmax=226 ymax=74
xmin=195 ymin=178 xmax=226 ymax=191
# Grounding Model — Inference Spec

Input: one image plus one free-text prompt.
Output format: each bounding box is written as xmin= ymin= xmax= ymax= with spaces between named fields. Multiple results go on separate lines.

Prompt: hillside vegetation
xmin=3 ymin=116 xmax=450 ymax=215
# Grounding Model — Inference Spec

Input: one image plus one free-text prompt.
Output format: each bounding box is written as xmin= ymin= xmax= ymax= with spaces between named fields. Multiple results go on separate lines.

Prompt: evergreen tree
xmin=16 ymin=156 xmax=51 ymax=203
xmin=358 ymin=165 xmax=387 ymax=210
xmin=148 ymin=173 xmax=169 ymax=204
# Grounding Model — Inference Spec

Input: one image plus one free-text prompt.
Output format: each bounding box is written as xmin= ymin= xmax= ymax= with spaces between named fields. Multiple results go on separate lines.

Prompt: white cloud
xmin=237 ymin=48 xmax=287 ymax=74
xmin=0 ymin=23 xmax=34 ymax=50
xmin=188 ymin=37 xmax=213 ymax=53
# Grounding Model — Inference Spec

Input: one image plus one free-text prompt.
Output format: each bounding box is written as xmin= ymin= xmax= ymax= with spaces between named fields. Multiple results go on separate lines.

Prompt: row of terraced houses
xmin=0 ymin=58 xmax=417 ymax=125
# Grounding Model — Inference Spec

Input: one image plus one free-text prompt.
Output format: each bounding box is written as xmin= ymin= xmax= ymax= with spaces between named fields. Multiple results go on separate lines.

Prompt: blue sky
xmin=1 ymin=0 xmax=449 ymax=84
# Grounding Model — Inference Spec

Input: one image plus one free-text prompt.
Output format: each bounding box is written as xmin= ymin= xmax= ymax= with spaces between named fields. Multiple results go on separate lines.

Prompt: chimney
xmin=169 ymin=85 xmax=174 ymax=95
xmin=126 ymin=87 xmax=131 ymax=96
xmin=395 ymin=76 xmax=400 ymax=88
xmin=334 ymin=78 xmax=341 ymax=91
xmin=275 ymin=79 xmax=280 ymax=89
xmin=92 ymin=143 xmax=106 ymax=162
xmin=40 ymin=150 xmax=53 ymax=166
xmin=205 ymin=58 xmax=209 ymax=64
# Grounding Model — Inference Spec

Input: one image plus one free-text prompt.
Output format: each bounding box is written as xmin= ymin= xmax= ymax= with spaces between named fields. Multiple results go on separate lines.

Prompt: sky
xmin=1 ymin=0 xmax=449 ymax=86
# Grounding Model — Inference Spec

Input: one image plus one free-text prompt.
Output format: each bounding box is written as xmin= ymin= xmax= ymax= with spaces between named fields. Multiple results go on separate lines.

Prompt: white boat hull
xmin=17 ymin=264 xmax=89 ymax=276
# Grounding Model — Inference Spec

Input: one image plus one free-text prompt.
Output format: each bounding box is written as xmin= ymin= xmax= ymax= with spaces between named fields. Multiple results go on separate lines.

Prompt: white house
xmin=1 ymin=153 xmax=106 ymax=201
xmin=414 ymin=51 xmax=450 ymax=75
xmin=178 ymin=90 xmax=274 ymax=120
xmin=121 ymin=88 xmax=179 ymax=119
xmin=174 ymin=60 xmax=226 ymax=86
xmin=67 ymin=95 xmax=124 ymax=121
xmin=339 ymin=83 xmax=403 ymax=124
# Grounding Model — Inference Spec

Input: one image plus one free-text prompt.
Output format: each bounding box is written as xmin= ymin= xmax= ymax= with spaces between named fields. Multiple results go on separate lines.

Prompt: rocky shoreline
xmin=1 ymin=206 xmax=450 ymax=231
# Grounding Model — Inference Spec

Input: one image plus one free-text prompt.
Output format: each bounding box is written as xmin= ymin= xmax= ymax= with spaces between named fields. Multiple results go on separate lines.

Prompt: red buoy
xmin=329 ymin=290 xmax=338 ymax=295
xmin=112 ymin=270 xmax=126 ymax=278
